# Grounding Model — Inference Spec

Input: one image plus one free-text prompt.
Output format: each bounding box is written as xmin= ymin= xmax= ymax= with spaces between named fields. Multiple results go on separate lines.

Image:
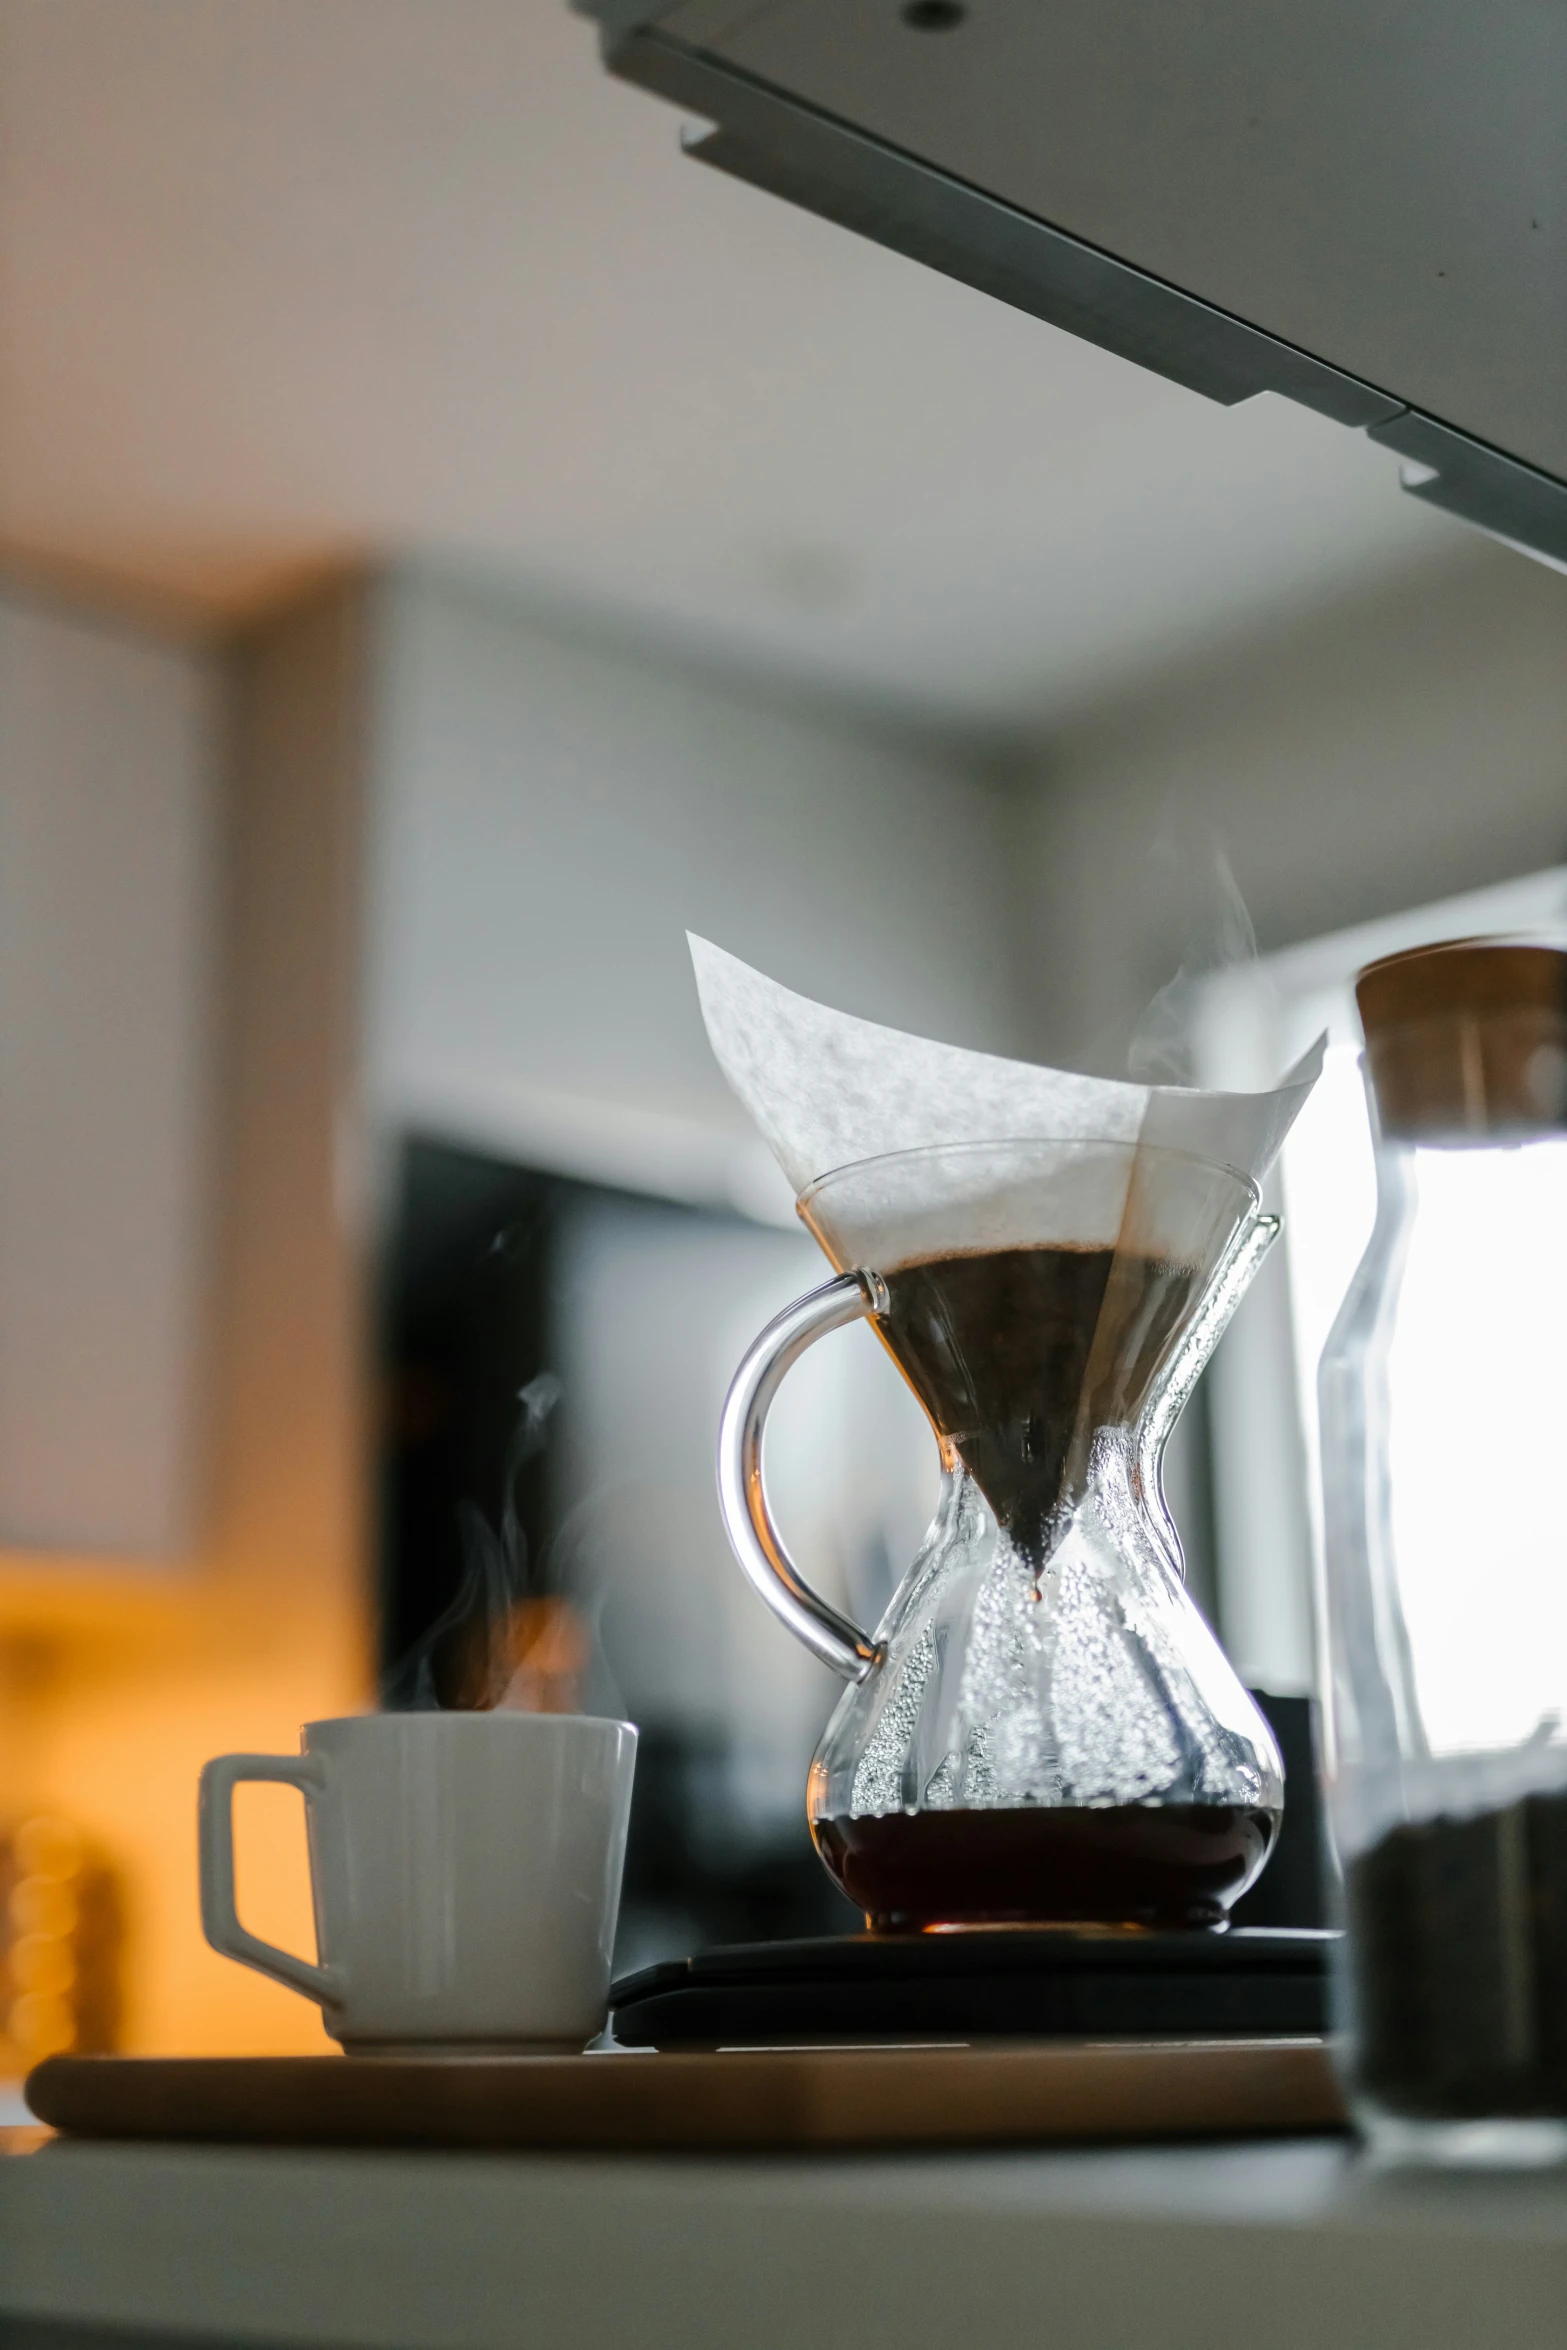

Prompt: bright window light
xmin=1383 ymin=1139 xmax=1567 ymax=1756
xmin=1194 ymin=865 xmax=1567 ymax=1700
xmin=1278 ymin=1034 xmax=1377 ymax=1565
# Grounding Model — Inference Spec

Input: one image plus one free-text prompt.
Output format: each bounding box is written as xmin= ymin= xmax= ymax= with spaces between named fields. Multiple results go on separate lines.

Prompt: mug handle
xmin=717 ymin=1270 xmax=888 ymax=1685
xmin=198 ymin=1753 xmax=341 ymax=2005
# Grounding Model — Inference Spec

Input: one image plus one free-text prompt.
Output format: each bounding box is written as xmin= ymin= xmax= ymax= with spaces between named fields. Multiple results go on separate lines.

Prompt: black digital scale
xmin=610 ymin=1927 xmax=1335 ymax=2049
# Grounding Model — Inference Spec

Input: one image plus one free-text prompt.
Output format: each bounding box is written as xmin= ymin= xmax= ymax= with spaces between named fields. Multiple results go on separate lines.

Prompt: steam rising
xmin=1128 ymin=833 xmax=1265 ymax=1086
xmin=384 ymin=1372 xmax=564 ymax=1712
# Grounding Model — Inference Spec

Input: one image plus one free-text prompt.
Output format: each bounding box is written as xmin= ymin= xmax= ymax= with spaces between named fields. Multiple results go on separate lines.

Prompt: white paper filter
xmin=689 ymin=935 xmax=1322 ymax=1226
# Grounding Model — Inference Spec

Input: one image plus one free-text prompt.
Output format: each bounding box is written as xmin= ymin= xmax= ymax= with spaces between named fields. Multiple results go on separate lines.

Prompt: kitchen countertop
xmin=3 ymin=2127 xmax=1567 ymax=2350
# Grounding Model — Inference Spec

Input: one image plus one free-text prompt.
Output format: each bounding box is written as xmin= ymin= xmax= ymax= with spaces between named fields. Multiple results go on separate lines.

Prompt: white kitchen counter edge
xmin=3 ymin=2134 xmax=1566 ymax=2350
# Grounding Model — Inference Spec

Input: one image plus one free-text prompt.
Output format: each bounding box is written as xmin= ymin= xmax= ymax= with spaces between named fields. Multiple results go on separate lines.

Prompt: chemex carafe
xmin=718 ymin=1135 xmax=1284 ymax=1931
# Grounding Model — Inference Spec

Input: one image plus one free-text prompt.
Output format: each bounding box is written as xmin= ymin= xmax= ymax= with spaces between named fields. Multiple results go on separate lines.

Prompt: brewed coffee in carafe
xmin=717 ymin=1136 xmax=1284 ymax=1931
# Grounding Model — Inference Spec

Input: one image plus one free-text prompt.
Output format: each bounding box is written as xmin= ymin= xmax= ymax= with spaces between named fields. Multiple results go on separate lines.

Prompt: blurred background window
xmin=1192 ymin=865 xmax=1567 ymax=1707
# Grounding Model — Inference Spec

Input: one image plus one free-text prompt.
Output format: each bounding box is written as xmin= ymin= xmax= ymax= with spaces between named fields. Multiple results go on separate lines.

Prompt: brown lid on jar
xmin=1355 ymin=939 xmax=1567 ymax=1140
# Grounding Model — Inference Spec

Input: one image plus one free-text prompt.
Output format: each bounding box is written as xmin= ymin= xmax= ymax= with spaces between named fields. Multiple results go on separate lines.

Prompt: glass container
xmin=1319 ymin=939 xmax=1567 ymax=2161
xmin=717 ymin=1134 xmax=1284 ymax=1931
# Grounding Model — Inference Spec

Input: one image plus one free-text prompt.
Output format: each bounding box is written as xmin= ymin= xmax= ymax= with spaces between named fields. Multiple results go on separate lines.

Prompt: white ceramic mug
xmin=198 ymin=1711 xmax=637 ymax=2052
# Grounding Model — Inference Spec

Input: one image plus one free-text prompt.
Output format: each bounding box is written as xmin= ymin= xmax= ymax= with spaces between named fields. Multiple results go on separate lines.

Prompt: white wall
xmin=1019 ymin=544 xmax=1567 ymax=1077
xmin=0 ymin=588 xmax=220 ymax=1556
xmin=364 ymin=570 xmax=1027 ymax=1218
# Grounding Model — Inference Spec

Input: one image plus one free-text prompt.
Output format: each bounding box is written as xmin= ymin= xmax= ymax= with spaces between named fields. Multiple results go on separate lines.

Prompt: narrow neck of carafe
xmin=1133 ymin=1208 xmax=1280 ymax=1570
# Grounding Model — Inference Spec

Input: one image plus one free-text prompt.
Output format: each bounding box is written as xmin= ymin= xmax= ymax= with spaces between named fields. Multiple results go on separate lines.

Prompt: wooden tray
xmin=26 ymin=2039 xmax=1346 ymax=2152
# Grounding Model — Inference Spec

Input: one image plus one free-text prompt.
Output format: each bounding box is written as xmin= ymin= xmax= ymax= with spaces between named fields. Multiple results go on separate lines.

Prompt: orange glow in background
xmin=0 ymin=1566 xmax=368 ymax=2060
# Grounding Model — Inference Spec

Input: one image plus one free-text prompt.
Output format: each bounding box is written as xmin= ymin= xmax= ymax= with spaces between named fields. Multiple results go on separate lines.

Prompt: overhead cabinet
xmin=582 ymin=0 xmax=1567 ymax=569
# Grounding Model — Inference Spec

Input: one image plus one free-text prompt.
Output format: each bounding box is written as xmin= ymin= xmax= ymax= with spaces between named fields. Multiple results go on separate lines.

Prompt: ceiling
xmin=0 ymin=0 xmax=1471 ymax=728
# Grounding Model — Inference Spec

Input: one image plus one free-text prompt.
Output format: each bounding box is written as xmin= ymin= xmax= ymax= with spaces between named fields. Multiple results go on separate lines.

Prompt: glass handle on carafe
xmin=1137 ymin=1211 xmax=1281 ymax=1570
xmin=717 ymin=1271 xmax=888 ymax=1682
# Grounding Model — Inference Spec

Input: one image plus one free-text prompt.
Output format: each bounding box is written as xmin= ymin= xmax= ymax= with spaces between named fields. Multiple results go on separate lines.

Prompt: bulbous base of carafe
xmin=804 ymin=1458 xmax=1284 ymax=1932
xmin=809 ymin=1796 xmax=1279 ymax=1932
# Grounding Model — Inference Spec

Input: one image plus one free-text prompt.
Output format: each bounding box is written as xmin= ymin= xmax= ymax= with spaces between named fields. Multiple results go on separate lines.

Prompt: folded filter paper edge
xmin=688 ymin=934 xmax=1323 ymax=1200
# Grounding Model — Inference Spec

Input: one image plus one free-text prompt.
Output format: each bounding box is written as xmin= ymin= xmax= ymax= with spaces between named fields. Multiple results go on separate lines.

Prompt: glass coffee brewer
xmin=718 ymin=1134 xmax=1285 ymax=1933
xmin=1319 ymin=940 xmax=1567 ymax=2160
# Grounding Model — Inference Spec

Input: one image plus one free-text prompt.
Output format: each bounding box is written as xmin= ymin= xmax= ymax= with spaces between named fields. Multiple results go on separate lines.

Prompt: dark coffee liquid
xmin=1348 ymin=1792 xmax=1567 ymax=2119
xmin=815 ymin=1804 xmax=1274 ymax=1930
xmin=875 ymin=1244 xmax=1200 ymax=1546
